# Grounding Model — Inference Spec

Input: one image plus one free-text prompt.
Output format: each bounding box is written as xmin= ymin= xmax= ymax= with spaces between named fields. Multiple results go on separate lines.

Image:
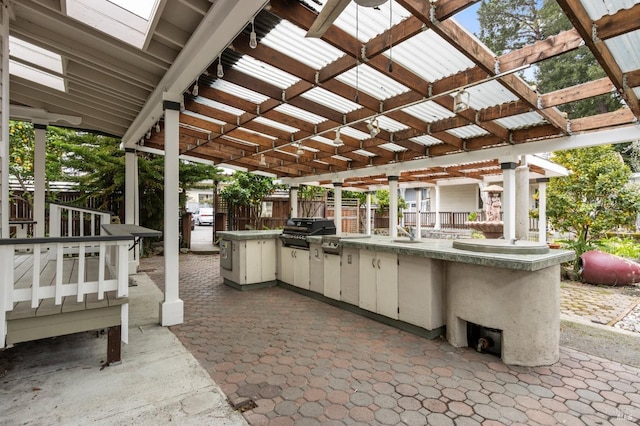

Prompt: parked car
xmin=194 ymin=207 xmax=214 ymax=226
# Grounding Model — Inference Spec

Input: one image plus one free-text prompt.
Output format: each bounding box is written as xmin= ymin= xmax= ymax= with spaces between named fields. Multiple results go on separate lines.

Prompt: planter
xmin=579 ymin=250 xmax=640 ymax=286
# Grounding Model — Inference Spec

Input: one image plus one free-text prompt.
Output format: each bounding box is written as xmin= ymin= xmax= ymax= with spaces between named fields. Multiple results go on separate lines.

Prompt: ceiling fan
xmin=306 ymin=0 xmax=389 ymax=38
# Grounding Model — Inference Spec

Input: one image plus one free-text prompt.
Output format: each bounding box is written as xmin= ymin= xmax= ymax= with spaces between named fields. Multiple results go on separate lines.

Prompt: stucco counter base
xmin=446 ymin=262 xmax=560 ymax=366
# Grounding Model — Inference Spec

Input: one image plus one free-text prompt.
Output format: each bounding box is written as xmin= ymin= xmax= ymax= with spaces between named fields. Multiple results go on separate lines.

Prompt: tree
xmin=547 ymin=145 xmax=640 ymax=267
xmin=9 ymin=121 xmax=223 ymax=234
xmin=219 ymin=171 xmax=279 ymax=229
xmin=298 ymin=184 xmax=326 ymax=217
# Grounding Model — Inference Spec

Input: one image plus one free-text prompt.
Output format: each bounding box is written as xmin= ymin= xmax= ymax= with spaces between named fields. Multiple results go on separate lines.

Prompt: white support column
xmin=125 ymin=148 xmax=139 ymax=273
xmin=388 ymin=176 xmax=399 ymax=237
xmin=366 ymin=191 xmax=372 ymax=236
xmin=0 ymin=4 xmax=9 ymax=239
xmin=290 ymin=185 xmax=298 ymax=218
xmin=501 ymin=160 xmax=517 ymax=241
xmin=434 ymin=185 xmax=441 ymax=230
xmin=415 ymin=188 xmax=422 ymax=240
xmin=160 ymin=94 xmax=183 ymax=326
xmin=333 ymin=182 xmax=342 ymax=233
xmin=399 ymin=188 xmax=406 ymax=227
xmin=537 ymin=178 xmax=549 ymax=243
xmin=33 ymin=123 xmax=47 ymax=238
xmin=515 ymin=161 xmax=530 ymax=240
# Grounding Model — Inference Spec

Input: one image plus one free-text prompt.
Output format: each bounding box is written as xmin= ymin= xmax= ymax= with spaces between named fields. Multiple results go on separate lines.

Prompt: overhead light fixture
xmin=367 ymin=118 xmax=380 ymax=137
xmin=259 ymin=154 xmax=267 ymax=166
xmin=249 ymin=19 xmax=258 ymax=49
xmin=453 ymin=89 xmax=470 ymax=113
xmin=217 ymin=55 xmax=224 ymax=78
xmin=146 ymin=130 xmax=151 ymax=139
xmin=155 ymin=122 xmax=160 ymax=133
xmin=295 ymin=143 xmax=305 ymax=156
xmin=192 ymin=81 xmax=199 ymax=96
xmin=334 ymin=128 xmax=344 ymax=147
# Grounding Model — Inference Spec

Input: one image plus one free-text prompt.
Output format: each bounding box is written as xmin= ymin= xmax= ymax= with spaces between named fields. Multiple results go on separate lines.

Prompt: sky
xmin=453 ymin=2 xmax=482 ymax=36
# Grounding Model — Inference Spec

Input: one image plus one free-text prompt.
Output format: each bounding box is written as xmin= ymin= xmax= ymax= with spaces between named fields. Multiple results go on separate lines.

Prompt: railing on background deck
xmin=49 ymin=202 xmax=112 ymax=238
xmin=0 ymin=235 xmax=132 ymax=348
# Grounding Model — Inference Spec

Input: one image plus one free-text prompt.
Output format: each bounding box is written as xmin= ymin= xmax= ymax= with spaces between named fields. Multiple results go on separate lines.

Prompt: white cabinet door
xmin=245 ymin=241 xmax=262 ymax=284
xmin=324 ymin=254 xmax=341 ymax=300
xmin=359 ymin=250 xmax=377 ymax=312
xmin=279 ymin=246 xmax=295 ymax=284
xmin=376 ymin=251 xmax=398 ymax=319
xmin=261 ymin=239 xmax=276 ymax=281
xmin=293 ymin=249 xmax=310 ymax=289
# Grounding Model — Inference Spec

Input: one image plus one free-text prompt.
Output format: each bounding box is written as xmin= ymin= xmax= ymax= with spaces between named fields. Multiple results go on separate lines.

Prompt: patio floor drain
xmin=228 ymin=398 xmax=257 ymax=413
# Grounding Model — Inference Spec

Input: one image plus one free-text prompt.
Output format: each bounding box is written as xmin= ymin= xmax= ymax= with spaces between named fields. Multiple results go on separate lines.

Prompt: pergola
xmin=2 ymin=0 xmax=640 ymax=325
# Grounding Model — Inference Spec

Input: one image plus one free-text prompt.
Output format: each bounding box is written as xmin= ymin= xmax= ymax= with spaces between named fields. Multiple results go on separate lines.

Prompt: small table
xmin=101 ymin=224 xmax=162 ymax=258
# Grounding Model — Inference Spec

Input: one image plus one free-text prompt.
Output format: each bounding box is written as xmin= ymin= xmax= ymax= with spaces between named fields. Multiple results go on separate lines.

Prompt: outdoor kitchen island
xmin=217 ymin=231 xmax=573 ymax=366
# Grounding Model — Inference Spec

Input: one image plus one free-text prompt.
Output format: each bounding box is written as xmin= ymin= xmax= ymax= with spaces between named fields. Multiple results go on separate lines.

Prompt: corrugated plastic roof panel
xmin=275 ymin=104 xmax=328 ymax=125
xmin=447 ymin=124 xmax=490 ymax=139
xmin=260 ymin=20 xmax=344 ymax=70
xmin=402 ymin=100 xmax=456 ymax=123
xmin=341 ymin=126 xmax=370 ymax=140
xmin=464 ymin=80 xmax=520 ymax=110
xmin=410 ymin=135 xmax=444 ymax=146
xmin=195 ymin=97 xmax=244 ymax=116
xmin=495 ymin=112 xmax=546 ymax=130
xmin=336 ymin=64 xmax=410 ymax=100
xmin=581 ymin=0 xmax=639 ymax=20
xmin=353 ymin=149 xmax=376 ymax=157
xmin=210 ymin=79 xmax=268 ymax=104
xmin=331 ymin=2 xmax=412 ymax=42
xmin=233 ymin=55 xmax=300 ymax=89
xmin=310 ymin=135 xmax=334 ymax=146
xmin=605 ymin=31 xmax=640 ymax=73
xmin=379 ymin=142 xmax=407 ymax=152
xmin=182 ymin=110 xmax=226 ymax=126
xmin=377 ymin=115 xmax=410 ymax=132
xmin=253 ymin=116 xmax=300 ymax=133
xmin=301 ymin=86 xmax=362 ymax=114
xmin=388 ymin=30 xmax=476 ymax=81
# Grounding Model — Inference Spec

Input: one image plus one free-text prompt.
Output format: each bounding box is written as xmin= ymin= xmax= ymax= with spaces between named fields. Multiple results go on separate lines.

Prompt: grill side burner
xmin=280 ymin=218 xmax=336 ymax=248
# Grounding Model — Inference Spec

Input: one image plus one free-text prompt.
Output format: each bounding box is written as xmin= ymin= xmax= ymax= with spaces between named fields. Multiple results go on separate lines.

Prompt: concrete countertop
xmin=217 ymin=230 xmax=282 ymax=240
xmin=340 ymin=236 xmax=574 ymax=272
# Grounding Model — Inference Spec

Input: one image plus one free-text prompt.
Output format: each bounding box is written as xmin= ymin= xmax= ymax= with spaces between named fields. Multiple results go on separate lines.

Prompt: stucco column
xmin=537 ymin=178 xmax=549 ymax=243
xmin=333 ymin=182 xmax=342 ymax=233
xmin=160 ymin=94 xmax=184 ymax=326
xmin=501 ymin=161 xmax=517 ymax=241
xmin=290 ymin=185 xmax=298 ymax=218
xmin=388 ymin=175 xmax=399 ymax=237
xmin=33 ymin=123 xmax=47 ymax=238
xmin=125 ymin=148 xmax=139 ymax=273
xmin=415 ymin=188 xmax=422 ymax=240
xmin=366 ymin=191 xmax=372 ymax=235
xmin=434 ymin=185 xmax=441 ymax=230
xmin=515 ymin=162 xmax=530 ymax=240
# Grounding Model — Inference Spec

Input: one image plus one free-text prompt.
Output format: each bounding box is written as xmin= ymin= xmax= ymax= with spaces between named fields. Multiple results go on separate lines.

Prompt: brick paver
xmin=141 ymin=254 xmax=640 ymax=425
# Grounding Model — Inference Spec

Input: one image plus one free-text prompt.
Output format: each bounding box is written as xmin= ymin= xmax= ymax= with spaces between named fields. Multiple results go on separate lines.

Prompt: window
xmin=9 ymin=37 xmax=65 ymax=92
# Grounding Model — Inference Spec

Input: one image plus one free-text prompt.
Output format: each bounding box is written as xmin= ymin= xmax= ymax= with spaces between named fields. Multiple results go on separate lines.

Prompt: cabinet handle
xmin=372 ymin=257 xmax=376 ymax=268
xmin=377 ymin=259 xmax=381 ymax=269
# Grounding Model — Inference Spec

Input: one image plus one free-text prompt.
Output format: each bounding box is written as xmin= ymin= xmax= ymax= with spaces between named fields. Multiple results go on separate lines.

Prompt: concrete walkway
xmin=0 ymin=271 xmax=246 ymax=425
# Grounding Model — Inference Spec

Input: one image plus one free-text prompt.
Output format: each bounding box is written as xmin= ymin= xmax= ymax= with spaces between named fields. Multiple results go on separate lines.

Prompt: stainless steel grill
xmin=280 ymin=218 xmax=336 ymax=249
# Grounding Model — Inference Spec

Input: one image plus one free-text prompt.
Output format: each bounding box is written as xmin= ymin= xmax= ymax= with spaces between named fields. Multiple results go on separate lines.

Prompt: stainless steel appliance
xmin=220 ymin=239 xmax=232 ymax=270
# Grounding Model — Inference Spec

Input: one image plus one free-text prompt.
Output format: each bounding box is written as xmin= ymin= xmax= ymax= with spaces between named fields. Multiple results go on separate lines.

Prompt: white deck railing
xmin=49 ymin=202 xmax=112 ymax=238
xmin=1 ymin=235 xmax=132 ymax=348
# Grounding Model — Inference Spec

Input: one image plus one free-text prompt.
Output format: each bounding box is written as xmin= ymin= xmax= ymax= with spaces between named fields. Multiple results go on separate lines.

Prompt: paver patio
xmin=141 ymin=253 xmax=640 ymax=425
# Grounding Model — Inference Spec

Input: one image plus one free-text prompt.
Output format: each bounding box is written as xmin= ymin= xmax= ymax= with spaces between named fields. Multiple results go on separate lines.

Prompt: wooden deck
xmin=5 ymin=251 xmax=128 ymax=353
